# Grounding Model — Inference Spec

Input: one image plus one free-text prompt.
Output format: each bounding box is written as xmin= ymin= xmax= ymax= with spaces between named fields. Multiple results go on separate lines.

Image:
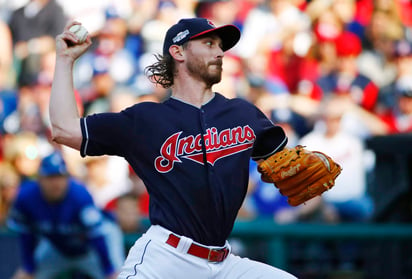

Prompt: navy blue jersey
xmin=80 ymin=93 xmax=286 ymax=246
xmin=8 ymin=178 xmax=114 ymax=273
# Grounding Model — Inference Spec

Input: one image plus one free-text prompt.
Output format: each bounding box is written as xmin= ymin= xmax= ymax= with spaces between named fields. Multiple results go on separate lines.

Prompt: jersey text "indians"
xmin=155 ymin=126 xmax=256 ymax=173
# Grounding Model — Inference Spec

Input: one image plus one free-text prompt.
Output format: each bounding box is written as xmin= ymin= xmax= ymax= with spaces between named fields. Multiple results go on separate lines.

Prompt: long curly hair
xmin=145 ymin=54 xmax=176 ymax=89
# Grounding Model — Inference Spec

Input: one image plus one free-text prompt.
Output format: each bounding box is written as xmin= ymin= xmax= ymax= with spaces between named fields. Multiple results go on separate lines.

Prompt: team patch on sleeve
xmin=80 ymin=206 xmax=103 ymax=227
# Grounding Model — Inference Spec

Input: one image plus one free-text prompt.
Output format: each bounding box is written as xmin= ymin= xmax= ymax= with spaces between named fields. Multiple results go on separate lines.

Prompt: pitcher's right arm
xmin=49 ymin=21 xmax=92 ymax=151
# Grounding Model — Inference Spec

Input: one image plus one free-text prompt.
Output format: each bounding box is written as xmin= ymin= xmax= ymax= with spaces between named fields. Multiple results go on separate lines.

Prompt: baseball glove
xmin=257 ymin=145 xmax=342 ymax=206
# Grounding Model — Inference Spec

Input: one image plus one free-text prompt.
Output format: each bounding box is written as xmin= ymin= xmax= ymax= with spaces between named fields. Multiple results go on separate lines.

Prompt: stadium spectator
xmin=2 ymin=70 xmax=57 ymax=136
xmin=0 ymin=90 xmax=18 ymax=135
xmin=96 ymin=10 xmax=135 ymax=85
xmin=111 ymin=193 xmax=144 ymax=233
xmin=0 ymin=162 xmax=20 ymax=226
xmin=237 ymin=0 xmax=310 ymax=61
xmin=126 ymin=0 xmax=159 ymax=54
xmin=83 ymin=155 xmax=132 ymax=210
xmin=7 ymin=151 xmax=124 ymax=279
xmin=245 ymin=159 xmax=298 ymax=223
xmin=196 ymin=0 xmax=241 ymax=28
xmin=140 ymin=1 xmax=194 ymax=56
xmin=0 ymin=19 xmax=13 ymax=89
xmin=239 ymin=0 xmax=311 ymax=95
xmin=265 ymin=22 xmax=313 ymax=94
xmin=8 ymin=0 xmax=67 ymax=87
xmin=213 ymin=54 xmax=245 ymax=99
xmin=302 ymin=31 xmax=390 ymax=138
xmin=397 ymin=0 xmax=412 ymax=32
xmin=332 ymin=0 xmax=364 ymax=37
xmin=357 ymin=8 xmax=402 ymax=88
xmin=81 ymin=57 xmax=115 ymax=115
xmin=299 ymin=96 xmax=374 ymax=222
xmin=2 ymin=132 xmax=44 ymax=182
xmin=379 ymin=39 xmax=412 ymax=133
xmin=310 ymin=31 xmax=379 ymax=111
xmin=296 ymin=2 xmax=344 ymax=97
xmin=270 ymin=106 xmax=311 ymax=147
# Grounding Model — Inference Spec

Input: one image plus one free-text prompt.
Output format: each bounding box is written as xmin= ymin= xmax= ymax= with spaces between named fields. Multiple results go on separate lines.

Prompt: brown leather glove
xmin=258 ymin=145 xmax=342 ymax=206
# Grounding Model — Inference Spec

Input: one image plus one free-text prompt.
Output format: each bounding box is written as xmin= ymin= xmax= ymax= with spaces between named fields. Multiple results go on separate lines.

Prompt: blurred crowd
xmin=1 ymin=0 xmax=412 ymax=234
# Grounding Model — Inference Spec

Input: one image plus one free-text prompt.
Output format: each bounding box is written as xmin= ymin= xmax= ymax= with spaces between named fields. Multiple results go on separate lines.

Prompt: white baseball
xmin=69 ymin=24 xmax=88 ymax=44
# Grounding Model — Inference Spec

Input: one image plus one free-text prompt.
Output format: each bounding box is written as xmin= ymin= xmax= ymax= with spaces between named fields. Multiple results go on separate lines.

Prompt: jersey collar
xmin=169 ymin=92 xmax=217 ymax=109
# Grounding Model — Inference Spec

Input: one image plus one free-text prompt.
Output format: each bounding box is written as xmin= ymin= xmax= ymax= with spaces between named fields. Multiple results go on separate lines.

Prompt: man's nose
xmin=216 ymin=47 xmax=224 ymax=58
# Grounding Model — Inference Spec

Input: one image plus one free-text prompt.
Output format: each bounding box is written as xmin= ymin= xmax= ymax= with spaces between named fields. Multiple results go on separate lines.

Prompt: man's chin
xmin=209 ymin=68 xmax=222 ymax=78
xmin=206 ymin=76 xmax=222 ymax=87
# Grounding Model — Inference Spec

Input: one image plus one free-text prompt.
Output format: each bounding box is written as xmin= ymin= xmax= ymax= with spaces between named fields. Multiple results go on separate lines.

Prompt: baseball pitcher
xmin=49 ymin=18 xmax=341 ymax=278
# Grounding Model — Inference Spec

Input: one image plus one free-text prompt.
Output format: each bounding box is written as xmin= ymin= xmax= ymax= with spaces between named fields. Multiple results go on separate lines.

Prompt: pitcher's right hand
xmin=55 ymin=21 xmax=92 ymax=62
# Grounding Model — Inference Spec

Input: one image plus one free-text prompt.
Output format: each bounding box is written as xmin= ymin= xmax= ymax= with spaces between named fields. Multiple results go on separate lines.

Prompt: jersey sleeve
xmin=80 ymin=108 xmax=135 ymax=157
xmin=90 ymin=235 xmax=115 ymax=275
xmin=19 ymin=234 xmax=37 ymax=274
xmin=7 ymin=191 xmax=31 ymax=233
xmin=249 ymin=105 xmax=288 ymax=160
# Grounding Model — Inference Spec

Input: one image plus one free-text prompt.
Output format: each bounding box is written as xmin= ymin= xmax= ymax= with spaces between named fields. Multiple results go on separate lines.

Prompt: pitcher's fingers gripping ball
xmin=258 ymin=145 xmax=342 ymax=206
xmin=69 ymin=24 xmax=88 ymax=43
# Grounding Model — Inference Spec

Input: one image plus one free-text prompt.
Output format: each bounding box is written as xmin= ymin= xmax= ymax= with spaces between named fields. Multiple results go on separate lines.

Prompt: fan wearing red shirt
xmin=307 ymin=31 xmax=379 ymax=112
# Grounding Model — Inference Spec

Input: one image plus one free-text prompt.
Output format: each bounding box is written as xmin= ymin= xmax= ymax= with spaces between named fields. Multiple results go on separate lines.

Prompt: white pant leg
xmin=215 ymin=254 xmax=297 ymax=279
xmin=118 ymin=225 xmax=212 ymax=279
xmin=119 ymin=225 xmax=297 ymax=279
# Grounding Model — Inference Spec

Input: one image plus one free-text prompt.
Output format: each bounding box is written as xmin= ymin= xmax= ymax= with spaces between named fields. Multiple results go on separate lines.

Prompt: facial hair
xmin=186 ymin=56 xmax=223 ymax=88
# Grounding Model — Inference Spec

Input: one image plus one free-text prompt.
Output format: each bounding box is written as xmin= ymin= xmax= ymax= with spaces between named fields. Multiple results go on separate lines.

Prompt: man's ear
xmin=169 ymin=45 xmax=185 ymax=62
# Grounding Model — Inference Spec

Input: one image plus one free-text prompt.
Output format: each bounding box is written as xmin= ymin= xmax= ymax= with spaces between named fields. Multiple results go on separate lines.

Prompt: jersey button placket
xmin=199 ymin=108 xmax=208 ymax=166
xmin=200 ymin=109 xmax=207 ymax=126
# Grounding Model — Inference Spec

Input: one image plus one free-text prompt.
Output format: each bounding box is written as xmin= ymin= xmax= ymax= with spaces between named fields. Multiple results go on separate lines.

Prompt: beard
xmin=186 ymin=56 xmax=222 ymax=88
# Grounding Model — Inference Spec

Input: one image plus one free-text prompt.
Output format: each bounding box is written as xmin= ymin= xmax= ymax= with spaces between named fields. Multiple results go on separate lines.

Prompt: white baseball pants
xmin=118 ymin=225 xmax=297 ymax=279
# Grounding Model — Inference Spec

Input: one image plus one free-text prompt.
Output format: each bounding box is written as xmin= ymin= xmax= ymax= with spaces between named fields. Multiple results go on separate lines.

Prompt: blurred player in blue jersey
xmin=49 ymin=18 xmax=297 ymax=278
xmin=8 ymin=151 xmax=124 ymax=279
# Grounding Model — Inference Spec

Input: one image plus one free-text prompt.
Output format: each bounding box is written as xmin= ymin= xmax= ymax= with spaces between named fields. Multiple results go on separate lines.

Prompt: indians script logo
xmin=155 ymin=126 xmax=256 ymax=173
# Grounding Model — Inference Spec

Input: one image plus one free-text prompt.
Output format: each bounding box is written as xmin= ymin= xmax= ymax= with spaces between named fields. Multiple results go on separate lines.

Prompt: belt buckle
xmin=207 ymin=248 xmax=228 ymax=263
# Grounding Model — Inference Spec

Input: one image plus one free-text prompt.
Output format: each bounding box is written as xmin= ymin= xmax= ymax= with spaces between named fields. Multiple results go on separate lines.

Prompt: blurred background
xmin=0 ymin=0 xmax=412 ymax=278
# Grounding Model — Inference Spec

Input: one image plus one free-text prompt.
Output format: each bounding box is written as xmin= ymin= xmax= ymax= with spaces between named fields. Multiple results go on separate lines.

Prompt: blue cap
xmin=162 ymin=18 xmax=240 ymax=55
xmin=39 ymin=152 xmax=68 ymax=176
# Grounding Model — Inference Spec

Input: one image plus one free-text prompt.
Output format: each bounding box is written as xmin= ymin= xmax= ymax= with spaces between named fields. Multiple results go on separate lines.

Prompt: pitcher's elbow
xmin=50 ymin=125 xmax=65 ymax=144
xmin=49 ymin=120 xmax=82 ymax=150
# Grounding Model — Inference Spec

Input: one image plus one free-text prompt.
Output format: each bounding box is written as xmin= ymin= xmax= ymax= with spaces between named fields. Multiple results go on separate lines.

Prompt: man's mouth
xmin=209 ymin=60 xmax=222 ymax=67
